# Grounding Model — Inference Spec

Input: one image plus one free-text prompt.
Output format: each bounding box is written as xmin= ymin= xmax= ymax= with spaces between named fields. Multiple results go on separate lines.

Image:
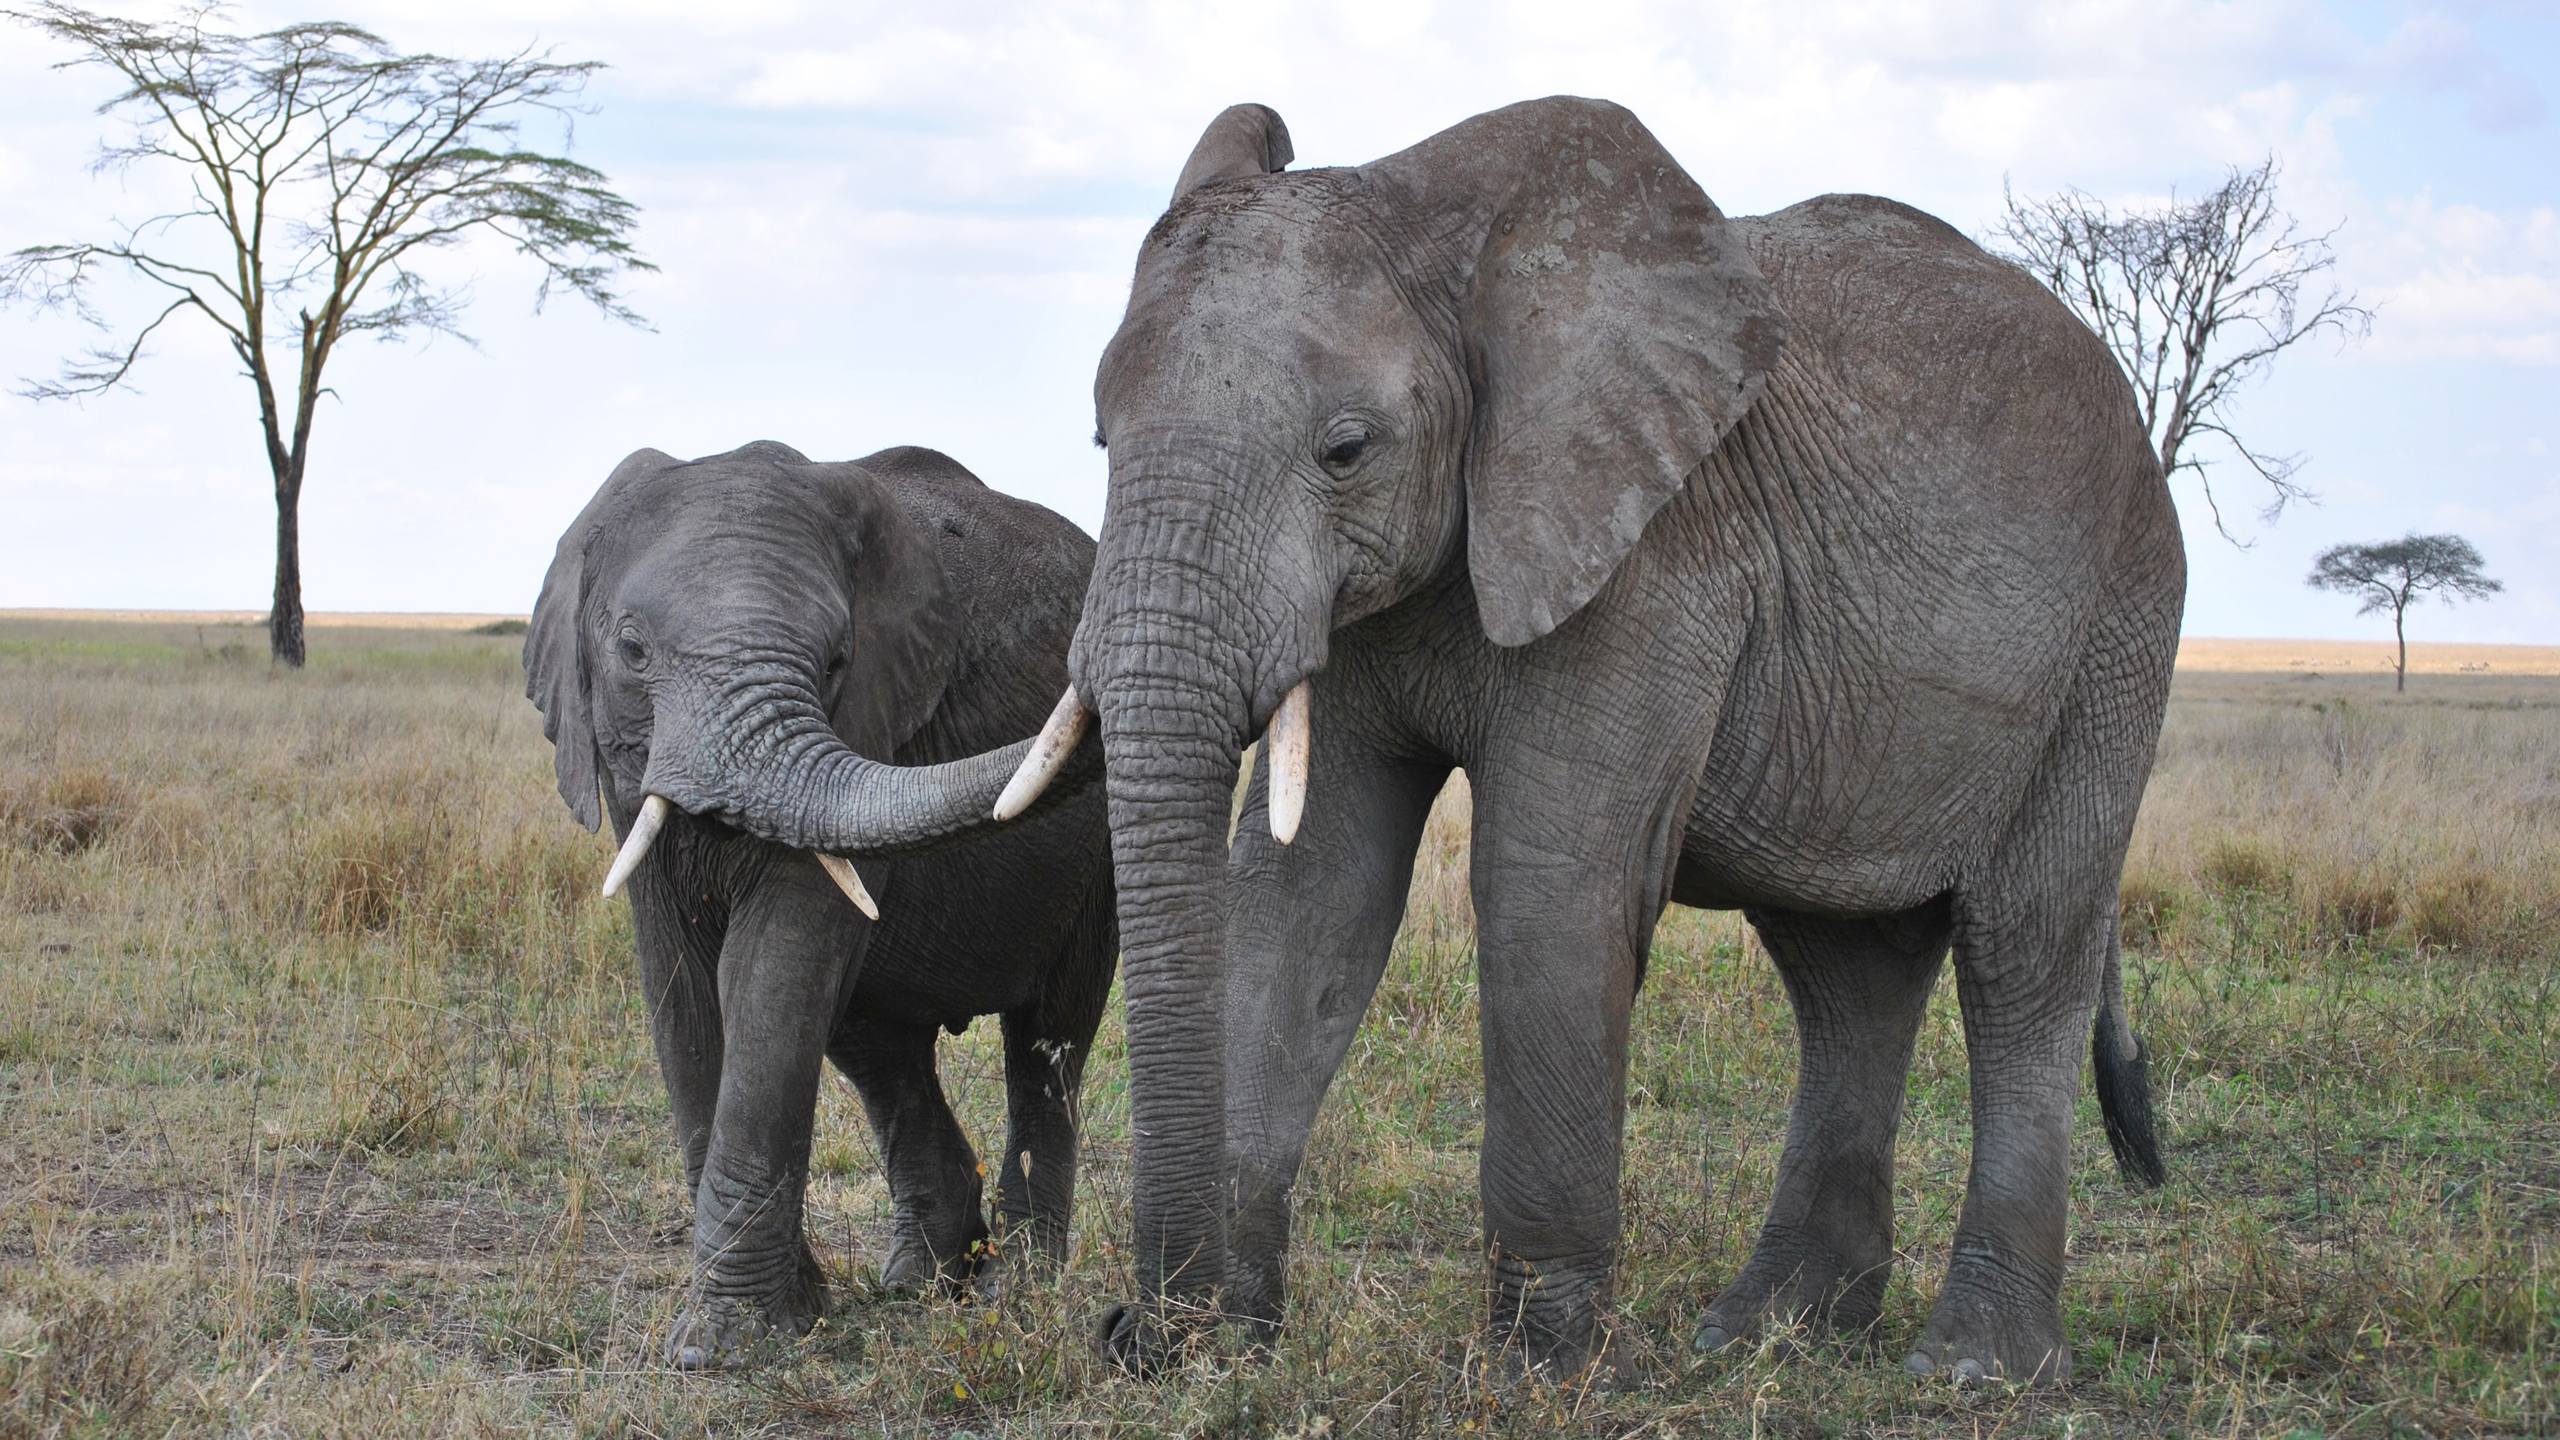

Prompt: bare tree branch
xmin=1990 ymin=156 xmax=2373 ymax=544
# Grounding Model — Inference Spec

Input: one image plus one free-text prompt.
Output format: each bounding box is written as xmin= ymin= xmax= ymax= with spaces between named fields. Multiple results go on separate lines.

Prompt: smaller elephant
xmin=525 ymin=441 xmax=1116 ymax=1367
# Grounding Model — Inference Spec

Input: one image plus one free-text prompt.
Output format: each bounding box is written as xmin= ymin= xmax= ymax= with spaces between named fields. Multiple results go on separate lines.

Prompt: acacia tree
xmin=2 ymin=4 xmax=650 ymax=666
xmin=2307 ymin=534 xmax=2501 ymax=693
xmin=1991 ymin=157 xmax=2372 ymax=541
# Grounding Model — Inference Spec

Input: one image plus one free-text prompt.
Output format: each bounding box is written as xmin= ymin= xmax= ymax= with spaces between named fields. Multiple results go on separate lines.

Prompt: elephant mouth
xmin=998 ymin=674 xmax=1313 ymax=844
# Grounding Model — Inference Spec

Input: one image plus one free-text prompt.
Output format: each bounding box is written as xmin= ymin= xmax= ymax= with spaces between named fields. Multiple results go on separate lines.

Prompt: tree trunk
xmin=270 ymin=463 xmax=306 ymax=668
xmin=2393 ymin=604 xmax=2407 ymax=694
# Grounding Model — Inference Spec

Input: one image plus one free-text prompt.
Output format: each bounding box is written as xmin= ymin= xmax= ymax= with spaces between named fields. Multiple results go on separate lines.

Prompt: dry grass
xmin=0 ymin=608 xmax=524 ymax=632
xmin=2175 ymin=636 xmax=2560 ymax=678
xmin=1 ymin=616 xmax=2553 ymax=1437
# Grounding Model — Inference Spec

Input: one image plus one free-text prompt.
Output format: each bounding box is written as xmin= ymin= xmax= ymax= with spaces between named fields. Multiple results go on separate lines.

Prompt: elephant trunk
xmin=1090 ymin=634 xmax=1248 ymax=1322
xmin=621 ymin=667 xmax=1080 ymax=880
xmin=1064 ymin=452 xmax=1332 ymax=1351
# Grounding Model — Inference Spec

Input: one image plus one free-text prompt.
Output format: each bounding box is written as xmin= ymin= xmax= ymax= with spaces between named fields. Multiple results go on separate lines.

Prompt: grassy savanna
xmin=2 ymin=616 xmax=2553 ymax=1436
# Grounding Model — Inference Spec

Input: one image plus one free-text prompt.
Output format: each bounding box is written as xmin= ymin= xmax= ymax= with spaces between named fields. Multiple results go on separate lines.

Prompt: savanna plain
xmin=1 ymin=616 xmax=2553 ymax=1437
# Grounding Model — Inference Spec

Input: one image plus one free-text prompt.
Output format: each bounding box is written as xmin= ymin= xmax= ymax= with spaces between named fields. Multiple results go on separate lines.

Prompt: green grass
xmin=1 ymin=618 xmax=2553 ymax=1436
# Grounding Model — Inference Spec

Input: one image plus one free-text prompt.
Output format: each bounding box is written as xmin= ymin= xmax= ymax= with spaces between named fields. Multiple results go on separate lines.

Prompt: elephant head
xmin=996 ymin=96 xmax=1787 ymax=1344
xmin=527 ymin=441 xmax=1039 ymax=892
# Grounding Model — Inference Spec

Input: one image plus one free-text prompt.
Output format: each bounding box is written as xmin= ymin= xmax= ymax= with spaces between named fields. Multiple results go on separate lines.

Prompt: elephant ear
xmin=826 ymin=462 xmax=960 ymax=762
xmin=1369 ymin=96 xmax=1786 ymax=646
xmin=1170 ymin=103 xmax=1293 ymax=205
xmin=525 ymin=448 xmax=673 ymax=832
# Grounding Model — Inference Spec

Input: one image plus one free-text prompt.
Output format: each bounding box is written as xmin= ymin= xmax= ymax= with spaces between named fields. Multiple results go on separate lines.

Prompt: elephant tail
xmin=2092 ymin=929 xmax=2167 ymax=1188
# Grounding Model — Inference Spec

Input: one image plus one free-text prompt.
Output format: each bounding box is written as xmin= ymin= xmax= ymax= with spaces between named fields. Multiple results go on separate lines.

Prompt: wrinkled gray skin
xmin=525 ymin=442 xmax=1115 ymax=1367
xmin=1060 ymin=98 xmax=2182 ymax=1384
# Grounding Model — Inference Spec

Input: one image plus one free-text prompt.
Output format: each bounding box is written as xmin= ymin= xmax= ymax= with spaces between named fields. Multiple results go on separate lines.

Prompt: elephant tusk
xmin=815 ymin=853 xmax=882 ymax=921
xmin=601 ymin=793 xmax=671 ymax=898
xmin=1267 ymin=679 xmax=1311 ymax=845
xmin=993 ymin=686 xmax=1092 ymax=821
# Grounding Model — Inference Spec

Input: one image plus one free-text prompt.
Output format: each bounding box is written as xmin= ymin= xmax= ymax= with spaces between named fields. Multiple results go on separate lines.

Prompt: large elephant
xmin=989 ymin=97 xmax=2179 ymax=1383
xmin=524 ymin=441 xmax=1116 ymax=1367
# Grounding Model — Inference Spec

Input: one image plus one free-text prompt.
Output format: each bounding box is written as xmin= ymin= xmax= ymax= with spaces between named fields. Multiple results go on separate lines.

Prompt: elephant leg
xmin=1901 ymin=887 xmax=2106 ymax=1385
xmin=1908 ymin=632 xmax=2160 ymax=1385
xmin=986 ymin=879 xmax=1116 ymax=1286
xmin=984 ymin=1006 xmax=1089 ymax=1285
xmin=830 ymin=1015 xmax=989 ymax=1294
xmin=1468 ymin=766 xmax=1694 ymax=1380
xmin=1222 ymin=739 xmax=1448 ymax=1337
xmin=1698 ymin=903 xmax=1949 ymax=1352
xmin=628 ymin=886 xmax=726 ymax=1204
xmin=984 ymin=979 xmax=1102 ymax=1283
xmin=669 ymin=868 xmax=860 ymax=1369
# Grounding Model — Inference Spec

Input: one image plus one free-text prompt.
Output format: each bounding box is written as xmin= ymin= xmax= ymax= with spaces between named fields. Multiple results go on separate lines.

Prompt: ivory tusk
xmin=815 ymin=853 xmax=882 ymax=921
xmin=993 ymin=686 xmax=1092 ymax=821
xmin=601 ymin=793 xmax=671 ymax=898
xmin=1267 ymin=679 xmax=1311 ymax=845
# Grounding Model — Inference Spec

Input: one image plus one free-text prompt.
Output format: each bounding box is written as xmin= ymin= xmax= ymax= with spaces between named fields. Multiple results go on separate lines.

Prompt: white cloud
xmin=2355 ymin=192 xmax=2560 ymax=366
xmin=2374 ymin=8 xmax=2547 ymax=130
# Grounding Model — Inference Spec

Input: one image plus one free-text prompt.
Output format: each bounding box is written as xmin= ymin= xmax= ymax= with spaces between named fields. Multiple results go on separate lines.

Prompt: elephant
xmin=980 ymin=97 xmax=2180 ymax=1384
xmin=523 ymin=440 xmax=1117 ymax=1367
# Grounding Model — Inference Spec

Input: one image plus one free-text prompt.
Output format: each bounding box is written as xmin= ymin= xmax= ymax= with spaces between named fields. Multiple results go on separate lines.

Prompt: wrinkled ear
xmin=1369 ymin=97 xmax=1786 ymax=646
xmin=524 ymin=450 xmax=669 ymax=831
xmin=1170 ymin=103 xmax=1293 ymax=205
xmin=829 ymin=468 xmax=960 ymax=761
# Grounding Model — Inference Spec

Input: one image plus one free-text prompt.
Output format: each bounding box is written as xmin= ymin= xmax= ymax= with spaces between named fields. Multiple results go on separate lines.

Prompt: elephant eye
xmin=615 ymin=627 xmax=649 ymax=670
xmin=1319 ymin=428 xmax=1370 ymax=470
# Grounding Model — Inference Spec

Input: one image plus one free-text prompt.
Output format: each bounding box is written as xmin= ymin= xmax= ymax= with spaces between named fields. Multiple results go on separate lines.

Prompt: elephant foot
xmin=1484 ymin=1301 xmax=1634 ymax=1391
xmin=967 ymin=1225 xmax=1070 ymax=1305
xmin=1495 ymin=1332 xmax=1638 ymax=1383
xmin=1901 ymin=1284 xmax=2067 ymax=1386
xmin=667 ymin=1243 xmax=830 ymax=1371
xmin=1694 ymin=1242 xmax=1893 ymax=1355
xmin=1483 ymin=1253 xmax=1634 ymax=1389
xmin=875 ymin=1218 xmax=994 ymax=1297
xmin=1097 ymin=1299 xmax=1230 ymax=1379
xmin=1220 ymin=1247 xmax=1288 ymax=1342
xmin=1479 ymin=1324 xmax=1634 ymax=1394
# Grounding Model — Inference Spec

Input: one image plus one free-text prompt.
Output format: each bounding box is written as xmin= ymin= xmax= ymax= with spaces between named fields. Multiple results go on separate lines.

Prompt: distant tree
xmin=1 ymin=4 xmax=651 ymax=666
xmin=2307 ymin=534 xmax=2501 ymax=693
xmin=1991 ymin=156 xmax=2372 ymax=542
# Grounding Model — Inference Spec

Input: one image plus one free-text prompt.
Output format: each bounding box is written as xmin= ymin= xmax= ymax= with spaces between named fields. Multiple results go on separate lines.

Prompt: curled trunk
xmin=646 ymin=675 xmax=1095 ymax=863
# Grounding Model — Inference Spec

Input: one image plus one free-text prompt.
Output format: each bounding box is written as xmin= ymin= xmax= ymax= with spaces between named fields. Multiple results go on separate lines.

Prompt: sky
xmin=0 ymin=0 xmax=2552 ymax=643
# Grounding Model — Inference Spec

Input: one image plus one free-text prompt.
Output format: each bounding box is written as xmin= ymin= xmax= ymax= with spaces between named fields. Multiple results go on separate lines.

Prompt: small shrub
xmin=2313 ymin=874 xmax=2401 ymax=941
xmin=0 ymin=1293 xmax=173 ymax=1436
xmin=2406 ymin=868 xmax=2503 ymax=954
xmin=2118 ymin=870 xmax=2182 ymax=951
xmin=122 ymin=784 xmax=214 ymax=868
xmin=2201 ymin=837 xmax=2291 ymax=897
xmin=469 ymin=618 xmax=530 ymax=636
xmin=334 ymin=1032 xmax=460 ymax=1155
xmin=298 ymin=806 xmax=452 ymax=937
xmin=0 ymin=764 xmax=131 ymax=853
xmin=320 ymin=846 xmax=411 ymax=935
